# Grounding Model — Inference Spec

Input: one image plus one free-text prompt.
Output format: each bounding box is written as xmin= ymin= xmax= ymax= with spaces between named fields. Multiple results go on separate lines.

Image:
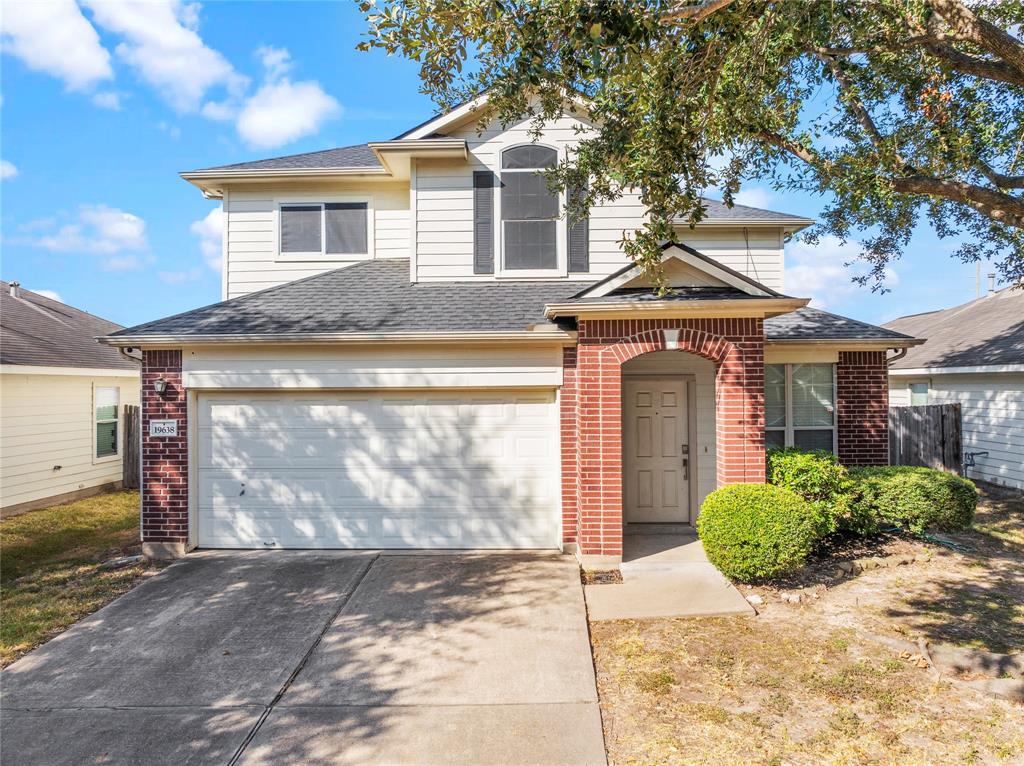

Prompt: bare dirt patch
xmin=593 ymin=483 xmax=1024 ymax=764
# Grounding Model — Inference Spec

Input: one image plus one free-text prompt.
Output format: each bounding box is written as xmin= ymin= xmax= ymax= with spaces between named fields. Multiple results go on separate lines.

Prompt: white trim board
xmin=889 ymin=364 xmax=1024 ymax=376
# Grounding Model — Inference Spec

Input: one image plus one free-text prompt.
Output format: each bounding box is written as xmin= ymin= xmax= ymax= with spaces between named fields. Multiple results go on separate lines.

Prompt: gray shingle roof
xmin=883 ymin=288 xmax=1024 ymax=369
xmin=765 ymin=307 xmax=916 ymax=342
xmin=109 ymin=260 xmax=578 ymax=337
xmin=192 ymin=143 xmax=381 ymax=172
xmin=572 ymin=287 xmax=769 ymax=304
xmin=675 ymin=199 xmax=814 ymax=224
xmin=1 ymin=282 xmax=139 ymax=369
xmin=108 ymin=261 xmax=911 ymax=344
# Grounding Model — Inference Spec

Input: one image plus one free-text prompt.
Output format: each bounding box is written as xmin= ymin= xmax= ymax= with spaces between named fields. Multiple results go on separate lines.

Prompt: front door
xmin=623 ymin=378 xmax=690 ymax=523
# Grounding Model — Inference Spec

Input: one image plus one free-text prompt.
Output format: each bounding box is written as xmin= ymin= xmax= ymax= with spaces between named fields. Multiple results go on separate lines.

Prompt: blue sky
xmin=0 ymin=1 xmax=999 ymax=328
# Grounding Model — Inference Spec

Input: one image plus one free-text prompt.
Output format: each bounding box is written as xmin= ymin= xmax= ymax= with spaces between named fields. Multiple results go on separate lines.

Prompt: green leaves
xmin=358 ymin=0 xmax=1024 ymax=286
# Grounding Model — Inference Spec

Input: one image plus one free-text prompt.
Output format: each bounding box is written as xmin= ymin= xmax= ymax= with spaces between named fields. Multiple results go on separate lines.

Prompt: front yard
xmin=0 ymin=491 xmax=159 ymax=667
xmin=593 ymin=483 xmax=1024 ymax=764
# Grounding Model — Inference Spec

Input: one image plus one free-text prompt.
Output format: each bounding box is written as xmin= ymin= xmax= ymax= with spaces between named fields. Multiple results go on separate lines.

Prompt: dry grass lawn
xmin=593 ymin=483 xmax=1024 ymax=765
xmin=1 ymin=491 xmax=159 ymax=667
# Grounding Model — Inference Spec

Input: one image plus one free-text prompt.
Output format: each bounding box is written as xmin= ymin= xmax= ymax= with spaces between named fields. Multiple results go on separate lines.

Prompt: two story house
xmin=101 ymin=97 xmax=919 ymax=566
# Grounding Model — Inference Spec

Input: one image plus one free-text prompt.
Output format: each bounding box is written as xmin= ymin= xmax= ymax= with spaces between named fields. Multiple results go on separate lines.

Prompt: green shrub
xmin=848 ymin=466 xmax=977 ymax=535
xmin=697 ymin=484 xmax=821 ymax=581
xmin=766 ymin=448 xmax=851 ymax=535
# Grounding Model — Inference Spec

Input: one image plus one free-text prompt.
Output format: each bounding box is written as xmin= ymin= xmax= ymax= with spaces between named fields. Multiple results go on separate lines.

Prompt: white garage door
xmin=196 ymin=391 xmax=559 ymax=549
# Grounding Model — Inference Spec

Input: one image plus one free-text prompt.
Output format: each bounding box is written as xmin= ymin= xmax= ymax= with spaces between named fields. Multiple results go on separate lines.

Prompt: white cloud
xmin=256 ymin=45 xmax=291 ymax=81
xmin=28 ymin=288 xmax=63 ymax=302
xmin=734 ymin=186 xmax=774 ymax=209
xmin=237 ymin=78 xmax=340 ymax=149
xmin=82 ymin=0 xmax=246 ymax=113
xmin=158 ymin=266 xmax=203 ymax=284
xmin=0 ymin=0 xmax=113 ymax=91
xmin=785 ymin=235 xmax=898 ymax=308
xmin=1 ymin=159 xmax=17 ymax=180
xmin=233 ymin=44 xmax=339 ymax=149
xmin=34 ymin=204 xmax=148 ymax=254
xmin=190 ymin=208 xmax=223 ymax=271
xmin=92 ymin=91 xmax=122 ymax=110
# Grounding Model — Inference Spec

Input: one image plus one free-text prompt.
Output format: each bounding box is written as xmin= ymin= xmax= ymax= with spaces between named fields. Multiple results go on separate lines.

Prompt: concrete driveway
xmin=1 ymin=551 xmax=605 ymax=765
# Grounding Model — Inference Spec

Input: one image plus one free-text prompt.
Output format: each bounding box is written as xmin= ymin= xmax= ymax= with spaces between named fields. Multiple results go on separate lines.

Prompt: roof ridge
xmin=0 ymin=281 xmax=124 ymax=330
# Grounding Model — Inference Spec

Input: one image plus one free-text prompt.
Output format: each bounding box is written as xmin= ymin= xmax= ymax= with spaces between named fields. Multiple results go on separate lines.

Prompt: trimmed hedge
xmin=697 ymin=484 xmax=820 ymax=581
xmin=765 ymin=448 xmax=850 ymax=535
xmin=848 ymin=466 xmax=978 ymax=535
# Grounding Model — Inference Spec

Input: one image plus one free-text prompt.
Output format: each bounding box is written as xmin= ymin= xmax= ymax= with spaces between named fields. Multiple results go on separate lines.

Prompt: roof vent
xmin=9 ymin=281 xmax=19 ymax=298
xmin=988 ymin=273 xmax=996 ymax=295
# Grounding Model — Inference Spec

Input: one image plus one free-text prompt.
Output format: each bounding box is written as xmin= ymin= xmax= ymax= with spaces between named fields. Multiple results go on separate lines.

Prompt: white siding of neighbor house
xmin=181 ymin=343 xmax=564 ymax=390
xmin=0 ymin=369 xmax=141 ymax=509
xmin=889 ymin=373 xmax=1024 ymax=489
xmin=223 ymin=181 xmax=410 ymax=299
xmin=621 ymin=350 xmax=718 ymax=514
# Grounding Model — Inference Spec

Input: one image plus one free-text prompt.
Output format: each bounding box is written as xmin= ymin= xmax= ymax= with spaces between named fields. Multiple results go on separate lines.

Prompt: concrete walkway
xmin=2 ymin=550 xmax=606 ymax=766
xmin=585 ymin=533 xmax=755 ymax=621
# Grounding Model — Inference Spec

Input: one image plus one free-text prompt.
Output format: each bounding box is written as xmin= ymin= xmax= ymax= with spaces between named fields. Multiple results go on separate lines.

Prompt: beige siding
xmin=413 ymin=110 xmax=786 ymax=287
xmin=1 ymin=370 xmax=141 ymax=509
xmin=888 ymin=373 xmax=1024 ymax=489
xmin=181 ymin=344 xmax=564 ymax=389
xmin=223 ymin=181 xmax=410 ymax=299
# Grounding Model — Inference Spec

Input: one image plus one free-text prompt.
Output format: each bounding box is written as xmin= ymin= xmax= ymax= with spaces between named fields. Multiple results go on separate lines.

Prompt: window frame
xmin=93 ymin=384 xmax=120 ymax=463
xmin=495 ymin=142 xmax=567 ymax=278
xmin=275 ymin=194 xmax=374 ymax=262
xmin=764 ymin=363 xmax=838 ymax=454
xmin=909 ymin=381 xmax=929 ymax=406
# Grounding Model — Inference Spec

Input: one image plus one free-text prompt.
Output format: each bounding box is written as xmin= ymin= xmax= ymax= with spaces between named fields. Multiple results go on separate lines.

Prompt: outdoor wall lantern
xmin=153 ymin=377 xmax=168 ymax=395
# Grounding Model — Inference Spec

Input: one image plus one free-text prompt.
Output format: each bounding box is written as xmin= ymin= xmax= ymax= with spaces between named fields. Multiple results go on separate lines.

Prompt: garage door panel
xmin=197 ymin=391 xmax=559 ymax=549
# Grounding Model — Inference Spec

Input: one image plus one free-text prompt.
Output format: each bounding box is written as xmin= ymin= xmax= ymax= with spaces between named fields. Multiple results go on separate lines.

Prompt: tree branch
xmin=815 ymin=53 xmax=889 ymax=153
xmin=922 ymin=40 xmax=1024 ymax=87
xmin=926 ymin=0 xmax=1024 ymax=77
xmin=663 ymin=0 xmax=736 ymax=25
xmin=891 ymin=173 xmax=1024 ymax=227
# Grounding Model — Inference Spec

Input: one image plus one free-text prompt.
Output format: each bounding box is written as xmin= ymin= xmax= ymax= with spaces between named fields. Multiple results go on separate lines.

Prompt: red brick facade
xmin=141 ymin=350 xmax=189 ymax=545
xmin=836 ymin=350 xmax=890 ymax=466
xmin=561 ymin=319 xmax=766 ymax=558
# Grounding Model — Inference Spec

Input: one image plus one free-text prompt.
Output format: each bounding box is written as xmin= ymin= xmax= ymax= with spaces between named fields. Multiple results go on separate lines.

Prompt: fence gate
xmin=888 ymin=403 xmax=963 ymax=474
xmin=123 ymin=404 xmax=140 ymax=490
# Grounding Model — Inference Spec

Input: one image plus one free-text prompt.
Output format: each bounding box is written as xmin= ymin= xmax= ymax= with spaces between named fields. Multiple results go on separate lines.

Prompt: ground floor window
xmin=909 ymin=381 xmax=929 ymax=405
xmin=764 ymin=363 xmax=836 ymax=453
xmin=95 ymin=386 xmax=119 ymax=459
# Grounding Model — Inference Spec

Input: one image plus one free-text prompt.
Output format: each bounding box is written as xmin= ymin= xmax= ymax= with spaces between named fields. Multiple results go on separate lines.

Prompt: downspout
xmin=887 ymin=347 xmax=908 ymax=366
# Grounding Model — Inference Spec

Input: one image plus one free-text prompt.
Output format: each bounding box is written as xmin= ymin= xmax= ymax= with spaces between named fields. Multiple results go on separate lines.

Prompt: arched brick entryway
xmin=561 ymin=319 xmax=766 ymax=562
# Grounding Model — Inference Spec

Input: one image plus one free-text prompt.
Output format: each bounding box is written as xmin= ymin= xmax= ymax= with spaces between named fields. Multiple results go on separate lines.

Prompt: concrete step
xmin=624 ymin=523 xmax=696 ymax=535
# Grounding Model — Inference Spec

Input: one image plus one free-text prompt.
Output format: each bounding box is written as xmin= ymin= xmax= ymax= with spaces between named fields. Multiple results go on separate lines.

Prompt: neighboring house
xmin=1 ymin=282 xmax=140 ymax=515
xmin=99 ymin=97 xmax=919 ymax=565
xmin=885 ymin=287 xmax=1024 ymax=490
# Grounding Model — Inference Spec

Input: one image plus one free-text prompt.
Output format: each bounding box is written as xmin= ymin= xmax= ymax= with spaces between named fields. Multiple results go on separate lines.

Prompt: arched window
xmin=501 ymin=145 xmax=559 ymax=270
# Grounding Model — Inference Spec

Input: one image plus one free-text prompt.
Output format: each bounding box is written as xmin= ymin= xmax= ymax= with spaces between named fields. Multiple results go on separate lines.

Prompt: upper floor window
xmin=501 ymin=145 xmax=559 ymax=271
xmin=765 ymin=363 xmax=836 ymax=453
xmin=280 ymin=201 xmax=368 ymax=257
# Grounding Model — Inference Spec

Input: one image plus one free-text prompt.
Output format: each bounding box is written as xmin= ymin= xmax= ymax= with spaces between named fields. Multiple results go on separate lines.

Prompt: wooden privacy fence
xmin=123 ymin=404 xmax=140 ymax=490
xmin=888 ymin=403 xmax=963 ymax=474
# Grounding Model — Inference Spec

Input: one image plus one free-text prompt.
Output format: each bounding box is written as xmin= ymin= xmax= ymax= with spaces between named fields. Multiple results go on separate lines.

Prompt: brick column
xmin=836 ymin=350 xmax=889 ymax=466
xmin=141 ymin=350 xmax=189 ymax=559
xmin=566 ymin=318 xmax=765 ymax=564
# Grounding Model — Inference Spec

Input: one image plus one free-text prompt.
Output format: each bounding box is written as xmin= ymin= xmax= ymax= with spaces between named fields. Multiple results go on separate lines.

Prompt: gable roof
xmin=105 ymin=260 xmax=579 ymax=341
xmin=101 ymin=258 xmax=912 ymax=347
xmin=574 ymin=242 xmax=785 ymax=300
xmin=1 ymin=282 xmax=138 ymax=370
xmin=678 ymin=199 xmax=814 ymax=226
xmin=189 ymin=143 xmax=382 ymax=173
xmin=883 ymin=288 xmax=1024 ymax=369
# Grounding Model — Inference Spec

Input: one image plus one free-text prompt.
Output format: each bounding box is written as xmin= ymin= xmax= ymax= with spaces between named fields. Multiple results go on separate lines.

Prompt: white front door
xmin=195 ymin=390 xmax=559 ymax=549
xmin=623 ymin=378 xmax=690 ymax=523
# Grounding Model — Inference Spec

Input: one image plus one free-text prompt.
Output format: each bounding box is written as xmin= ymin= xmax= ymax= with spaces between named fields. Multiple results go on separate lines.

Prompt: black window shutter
xmin=567 ymin=183 xmax=589 ymax=273
xmin=473 ymin=170 xmax=495 ymax=274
